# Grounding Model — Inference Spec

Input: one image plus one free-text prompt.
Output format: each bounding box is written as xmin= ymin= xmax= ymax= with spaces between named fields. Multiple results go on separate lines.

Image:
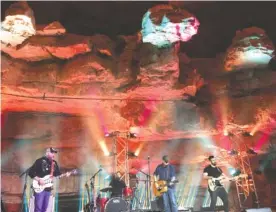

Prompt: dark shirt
xmin=203 ymin=165 xmax=223 ymax=178
xmin=154 ymin=164 xmax=176 ymax=182
xmin=28 ymin=156 xmax=61 ymax=191
xmin=109 ymin=177 xmax=126 ymax=197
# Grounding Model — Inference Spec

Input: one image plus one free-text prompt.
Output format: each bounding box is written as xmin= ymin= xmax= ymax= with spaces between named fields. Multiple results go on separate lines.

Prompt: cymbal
xmin=100 ymin=186 xmax=112 ymax=192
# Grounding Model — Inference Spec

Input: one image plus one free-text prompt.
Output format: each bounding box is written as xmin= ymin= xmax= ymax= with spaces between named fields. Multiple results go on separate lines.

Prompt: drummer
xmin=109 ymin=171 xmax=126 ymax=198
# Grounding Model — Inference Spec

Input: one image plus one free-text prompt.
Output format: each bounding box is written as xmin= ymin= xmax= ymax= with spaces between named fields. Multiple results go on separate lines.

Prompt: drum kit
xmin=85 ymin=185 xmax=135 ymax=212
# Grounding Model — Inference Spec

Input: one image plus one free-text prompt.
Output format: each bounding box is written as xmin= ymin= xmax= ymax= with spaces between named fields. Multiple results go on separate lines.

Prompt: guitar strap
xmin=50 ymin=160 xmax=55 ymax=177
xmin=165 ymin=165 xmax=170 ymax=181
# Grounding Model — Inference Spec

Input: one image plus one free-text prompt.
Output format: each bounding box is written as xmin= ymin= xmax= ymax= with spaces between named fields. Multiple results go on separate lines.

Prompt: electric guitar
xmin=84 ymin=183 xmax=92 ymax=212
xmin=208 ymin=174 xmax=248 ymax=191
xmin=153 ymin=180 xmax=179 ymax=197
xmin=32 ymin=169 xmax=78 ymax=193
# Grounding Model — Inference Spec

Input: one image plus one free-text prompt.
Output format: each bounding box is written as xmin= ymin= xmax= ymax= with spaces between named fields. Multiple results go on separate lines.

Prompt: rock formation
xmin=224 ymin=27 xmax=275 ymax=71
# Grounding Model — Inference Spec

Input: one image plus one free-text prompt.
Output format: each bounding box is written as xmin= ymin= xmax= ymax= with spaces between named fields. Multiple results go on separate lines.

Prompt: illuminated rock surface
xmin=1 ymin=2 xmax=36 ymax=47
xmin=224 ymin=27 xmax=275 ymax=71
xmin=141 ymin=4 xmax=199 ymax=47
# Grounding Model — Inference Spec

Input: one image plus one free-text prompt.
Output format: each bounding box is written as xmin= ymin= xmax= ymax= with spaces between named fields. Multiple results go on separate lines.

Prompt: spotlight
xmin=228 ymin=149 xmax=239 ymax=156
xmin=247 ymin=148 xmax=257 ymax=155
xmin=107 ymin=152 xmax=116 ymax=157
xmin=243 ymin=132 xmax=252 ymax=137
xmin=230 ymin=168 xmax=241 ymax=177
xmin=127 ymin=152 xmax=138 ymax=157
xmin=129 ymin=132 xmax=137 ymax=138
xmin=104 ymin=131 xmax=119 ymax=137
xmin=223 ymin=129 xmax=228 ymax=136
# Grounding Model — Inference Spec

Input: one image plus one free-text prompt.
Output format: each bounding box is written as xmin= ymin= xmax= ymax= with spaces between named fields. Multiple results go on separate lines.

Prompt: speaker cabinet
xmin=151 ymin=198 xmax=164 ymax=211
xmin=246 ymin=208 xmax=272 ymax=212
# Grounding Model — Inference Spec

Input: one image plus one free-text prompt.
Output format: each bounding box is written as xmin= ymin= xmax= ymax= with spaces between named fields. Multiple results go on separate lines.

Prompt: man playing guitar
xmin=203 ymin=155 xmax=229 ymax=212
xmin=153 ymin=155 xmax=178 ymax=212
xmin=28 ymin=147 xmax=70 ymax=212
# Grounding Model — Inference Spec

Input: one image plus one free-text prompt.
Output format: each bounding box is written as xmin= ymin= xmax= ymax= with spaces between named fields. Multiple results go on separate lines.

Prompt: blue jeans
xmin=34 ymin=191 xmax=51 ymax=212
xmin=162 ymin=187 xmax=178 ymax=212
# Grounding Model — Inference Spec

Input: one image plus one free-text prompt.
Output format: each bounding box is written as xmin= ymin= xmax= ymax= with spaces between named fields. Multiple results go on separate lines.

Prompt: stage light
xmin=243 ymin=132 xmax=253 ymax=137
xmin=230 ymin=168 xmax=241 ymax=177
xmin=129 ymin=126 xmax=140 ymax=134
xmin=104 ymin=131 xmax=119 ymax=137
xmin=223 ymin=129 xmax=229 ymax=136
xmin=228 ymin=149 xmax=239 ymax=156
xmin=247 ymin=148 xmax=257 ymax=155
xmin=127 ymin=152 xmax=138 ymax=157
xmin=107 ymin=152 xmax=116 ymax=157
xmin=129 ymin=133 xmax=137 ymax=138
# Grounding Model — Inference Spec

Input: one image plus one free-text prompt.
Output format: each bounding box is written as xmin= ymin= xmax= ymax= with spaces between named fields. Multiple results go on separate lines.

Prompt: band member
xmin=28 ymin=147 xmax=68 ymax=212
xmin=154 ymin=155 xmax=178 ymax=212
xmin=203 ymin=155 xmax=229 ymax=212
xmin=109 ymin=171 xmax=126 ymax=197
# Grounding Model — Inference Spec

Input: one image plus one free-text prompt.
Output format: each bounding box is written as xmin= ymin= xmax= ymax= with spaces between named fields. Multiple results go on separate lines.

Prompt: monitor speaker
xmin=246 ymin=208 xmax=272 ymax=212
xmin=151 ymin=198 xmax=163 ymax=212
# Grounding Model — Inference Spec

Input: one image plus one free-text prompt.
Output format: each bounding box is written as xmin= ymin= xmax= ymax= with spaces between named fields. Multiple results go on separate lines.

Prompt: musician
xmin=203 ymin=155 xmax=229 ymax=212
xmin=153 ymin=155 xmax=178 ymax=212
xmin=28 ymin=147 xmax=68 ymax=212
xmin=109 ymin=171 xmax=126 ymax=197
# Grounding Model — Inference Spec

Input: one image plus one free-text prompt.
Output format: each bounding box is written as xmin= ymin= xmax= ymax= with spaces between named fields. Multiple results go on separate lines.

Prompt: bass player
xmin=203 ymin=155 xmax=229 ymax=212
xmin=153 ymin=155 xmax=178 ymax=212
xmin=28 ymin=147 xmax=70 ymax=212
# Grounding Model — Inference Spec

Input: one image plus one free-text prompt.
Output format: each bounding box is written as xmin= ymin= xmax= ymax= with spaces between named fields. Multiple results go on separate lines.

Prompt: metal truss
xmin=110 ymin=131 xmax=130 ymax=186
xmin=228 ymin=131 xmax=260 ymax=209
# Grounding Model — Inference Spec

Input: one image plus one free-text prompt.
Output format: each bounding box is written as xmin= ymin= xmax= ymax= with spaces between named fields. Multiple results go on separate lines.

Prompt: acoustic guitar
xmin=152 ymin=180 xmax=179 ymax=197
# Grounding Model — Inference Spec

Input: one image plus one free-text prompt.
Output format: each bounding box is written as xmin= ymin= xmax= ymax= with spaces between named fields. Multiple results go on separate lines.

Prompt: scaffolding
xmin=226 ymin=126 xmax=260 ymax=210
xmin=110 ymin=131 xmax=130 ymax=186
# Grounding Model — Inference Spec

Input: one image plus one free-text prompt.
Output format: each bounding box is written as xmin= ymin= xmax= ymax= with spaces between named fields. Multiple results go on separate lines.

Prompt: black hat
xmin=46 ymin=147 xmax=58 ymax=154
xmin=162 ymin=155 xmax=169 ymax=163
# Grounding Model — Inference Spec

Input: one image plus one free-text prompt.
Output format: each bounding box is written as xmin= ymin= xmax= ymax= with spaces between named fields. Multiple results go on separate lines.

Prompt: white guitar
xmin=208 ymin=174 xmax=248 ymax=191
xmin=32 ymin=169 xmax=78 ymax=193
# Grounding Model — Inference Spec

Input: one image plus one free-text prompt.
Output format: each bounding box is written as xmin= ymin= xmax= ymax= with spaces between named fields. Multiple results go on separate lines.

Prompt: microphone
xmin=90 ymin=168 xmax=102 ymax=180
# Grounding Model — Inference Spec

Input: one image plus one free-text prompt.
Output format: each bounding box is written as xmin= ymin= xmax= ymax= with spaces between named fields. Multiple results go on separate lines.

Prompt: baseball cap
xmin=46 ymin=147 xmax=58 ymax=154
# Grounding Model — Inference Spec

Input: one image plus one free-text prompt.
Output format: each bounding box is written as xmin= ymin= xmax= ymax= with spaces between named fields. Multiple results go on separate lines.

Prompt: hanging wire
xmin=1 ymin=92 xmax=186 ymax=102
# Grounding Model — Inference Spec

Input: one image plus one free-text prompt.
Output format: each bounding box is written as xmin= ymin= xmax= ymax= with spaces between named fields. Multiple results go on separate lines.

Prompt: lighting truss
xmin=109 ymin=131 xmax=131 ymax=186
xmin=227 ymin=130 xmax=260 ymax=209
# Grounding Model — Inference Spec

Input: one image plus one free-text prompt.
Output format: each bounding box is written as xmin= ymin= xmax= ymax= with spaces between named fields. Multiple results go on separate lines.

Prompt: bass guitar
xmin=32 ymin=169 xmax=78 ymax=193
xmin=208 ymin=174 xmax=247 ymax=191
xmin=153 ymin=180 xmax=179 ymax=197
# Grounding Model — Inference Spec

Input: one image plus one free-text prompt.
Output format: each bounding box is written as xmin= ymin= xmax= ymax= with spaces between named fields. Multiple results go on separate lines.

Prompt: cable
xmin=1 ymin=92 xmax=186 ymax=102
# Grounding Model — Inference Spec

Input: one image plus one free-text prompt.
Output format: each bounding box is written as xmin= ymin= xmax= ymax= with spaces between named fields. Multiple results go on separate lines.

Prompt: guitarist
xmin=203 ymin=155 xmax=229 ymax=212
xmin=153 ymin=155 xmax=178 ymax=212
xmin=28 ymin=147 xmax=69 ymax=212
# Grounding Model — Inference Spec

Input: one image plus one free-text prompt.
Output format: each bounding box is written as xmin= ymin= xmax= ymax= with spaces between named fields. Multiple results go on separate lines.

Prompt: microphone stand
xmin=132 ymin=166 xmax=152 ymax=209
xmin=19 ymin=167 xmax=31 ymax=212
xmin=147 ymin=156 xmax=152 ymax=210
xmin=90 ymin=169 xmax=102 ymax=212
